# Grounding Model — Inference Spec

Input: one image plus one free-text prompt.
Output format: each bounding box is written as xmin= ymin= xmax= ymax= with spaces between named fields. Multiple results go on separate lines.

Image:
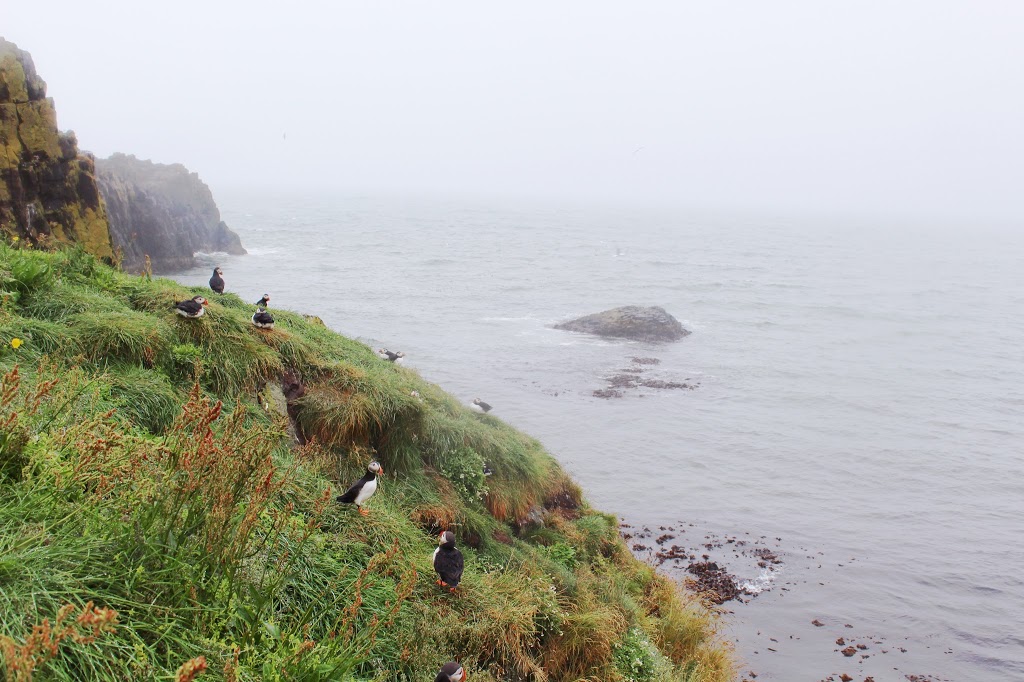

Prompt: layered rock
xmin=96 ymin=153 xmax=245 ymax=273
xmin=554 ymin=305 xmax=690 ymax=342
xmin=0 ymin=38 xmax=113 ymax=259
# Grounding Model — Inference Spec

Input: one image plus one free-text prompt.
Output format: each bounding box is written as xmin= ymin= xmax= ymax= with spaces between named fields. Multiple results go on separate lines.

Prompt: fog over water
xmin=6 ymin=1 xmax=1024 ymax=221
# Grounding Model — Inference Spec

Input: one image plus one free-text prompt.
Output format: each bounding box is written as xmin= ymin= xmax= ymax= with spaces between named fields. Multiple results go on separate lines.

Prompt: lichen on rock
xmin=0 ymin=38 xmax=114 ymax=260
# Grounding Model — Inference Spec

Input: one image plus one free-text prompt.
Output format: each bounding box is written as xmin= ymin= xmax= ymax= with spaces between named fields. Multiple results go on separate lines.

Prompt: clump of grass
xmin=17 ymin=283 xmax=127 ymax=322
xmin=0 ymin=246 xmax=53 ymax=300
xmin=0 ymin=317 xmax=80 ymax=357
xmin=115 ymin=277 xmax=193 ymax=315
xmin=162 ymin=302 xmax=284 ymax=395
xmin=195 ymin=330 xmax=283 ymax=396
xmin=294 ymin=368 xmax=425 ymax=472
xmin=69 ymin=309 xmax=173 ymax=367
xmin=641 ymin=574 xmax=735 ymax=681
xmin=248 ymin=326 xmax=327 ymax=376
xmin=106 ymin=367 xmax=182 ymax=434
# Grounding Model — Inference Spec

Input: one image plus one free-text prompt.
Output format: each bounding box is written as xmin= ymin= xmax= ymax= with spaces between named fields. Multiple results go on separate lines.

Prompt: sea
xmin=171 ymin=190 xmax=1024 ymax=682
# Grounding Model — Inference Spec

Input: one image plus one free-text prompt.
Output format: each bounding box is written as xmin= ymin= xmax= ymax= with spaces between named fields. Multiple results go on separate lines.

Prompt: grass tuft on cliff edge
xmin=0 ymin=244 xmax=734 ymax=681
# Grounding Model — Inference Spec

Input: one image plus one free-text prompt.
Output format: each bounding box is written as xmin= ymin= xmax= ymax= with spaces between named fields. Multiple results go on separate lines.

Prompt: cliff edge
xmin=97 ymin=153 xmax=246 ymax=273
xmin=0 ymin=38 xmax=113 ymax=259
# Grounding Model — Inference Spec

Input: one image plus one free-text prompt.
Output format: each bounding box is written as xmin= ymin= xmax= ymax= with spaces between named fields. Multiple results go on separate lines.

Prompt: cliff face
xmin=0 ymin=38 xmax=113 ymax=260
xmin=96 ymin=153 xmax=246 ymax=274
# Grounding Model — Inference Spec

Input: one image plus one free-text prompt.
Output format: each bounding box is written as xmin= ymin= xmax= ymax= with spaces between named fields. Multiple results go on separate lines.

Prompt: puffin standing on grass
xmin=471 ymin=398 xmax=492 ymax=413
xmin=173 ymin=296 xmax=208 ymax=318
xmin=254 ymin=293 xmax=271 ymax=308
xmin=378 ymin=348 xmax=405 ymax=364
xmin=209 ymin=267 xmax=225 ymax=294
xmin=433 ymin=531 xmax=464 ymax=592
xmin=336 ymin=461 xmax=384 ymax=516
xmin=435 ymin=662 xmax=467 ymax=682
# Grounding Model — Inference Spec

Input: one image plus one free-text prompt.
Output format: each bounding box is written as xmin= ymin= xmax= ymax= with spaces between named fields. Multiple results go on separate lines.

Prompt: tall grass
xmin=106 ymin=366 xmax=182 ymax=434
xmin=69 ymin=309 xmax=173 ymax=367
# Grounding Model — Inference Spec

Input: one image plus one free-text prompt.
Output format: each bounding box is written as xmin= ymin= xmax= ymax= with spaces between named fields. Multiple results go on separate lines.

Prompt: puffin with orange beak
xmin=336 ymin=461 xmax=383 ymax=516
xmin=435 ymin=661 xmax=467 ymax=682
xmin=173 ymin=295 xmax=208 ymax=318
xmin=433 ymin=531 xmax=464 ymax=592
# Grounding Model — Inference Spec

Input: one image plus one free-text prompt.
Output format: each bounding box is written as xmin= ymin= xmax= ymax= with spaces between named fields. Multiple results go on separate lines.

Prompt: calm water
xmin=173 ymin=191 xmax=1024 ymax=681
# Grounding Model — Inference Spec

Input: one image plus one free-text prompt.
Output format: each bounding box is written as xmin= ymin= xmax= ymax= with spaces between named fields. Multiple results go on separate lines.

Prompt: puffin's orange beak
xmin=202 ymin=301 xmax=209 ymax=306
xmin=378 ymin=465 xmax=384 ymax=475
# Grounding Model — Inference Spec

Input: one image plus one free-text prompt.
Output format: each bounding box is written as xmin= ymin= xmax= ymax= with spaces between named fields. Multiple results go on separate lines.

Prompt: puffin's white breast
xmin=354 ymin=477 xmax=378 ymax=505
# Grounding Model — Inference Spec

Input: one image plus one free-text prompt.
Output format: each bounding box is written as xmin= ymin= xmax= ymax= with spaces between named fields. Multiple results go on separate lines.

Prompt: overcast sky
xmin=5 ymin=1 xmax=1023 ymax=220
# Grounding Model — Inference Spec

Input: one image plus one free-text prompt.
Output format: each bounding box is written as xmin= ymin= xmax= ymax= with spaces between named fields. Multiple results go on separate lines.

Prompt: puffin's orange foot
xmin=449 ymin=587 xmax=458 ymax=594
xmin=436 ymin=579 xmax=444 ymax=586
xmin=358 ymin=508 xmax=369 ymax=516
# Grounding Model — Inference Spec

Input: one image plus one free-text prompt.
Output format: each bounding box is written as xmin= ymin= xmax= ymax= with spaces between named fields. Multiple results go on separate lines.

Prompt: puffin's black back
xmin=337 ymin=470 xmax=374 ymax=503
xmin=435 ymin=661 xmax=464 ymax=682
xmin=434 ymin=544 xmax=464 ymax=588
xmin=253 ymin=310 xmax=274 ymax=325
xmin=209 ymin=270 xmax=224 ymax=293
xmin=174 ymin=299 xmax=202 ymax=315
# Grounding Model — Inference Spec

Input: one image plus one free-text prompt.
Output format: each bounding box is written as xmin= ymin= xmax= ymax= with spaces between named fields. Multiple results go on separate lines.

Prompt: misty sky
xmin=5 ymin=1 xmax=1023 ymax=220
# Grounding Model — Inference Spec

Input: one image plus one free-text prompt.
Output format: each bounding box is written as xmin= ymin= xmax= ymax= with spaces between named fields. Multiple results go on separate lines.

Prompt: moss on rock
xmin=0 ymin=38 xmax=114 ymax=260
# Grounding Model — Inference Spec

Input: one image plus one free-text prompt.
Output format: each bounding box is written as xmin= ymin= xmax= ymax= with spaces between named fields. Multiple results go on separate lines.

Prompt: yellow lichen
xmin=71 ymin=205 xmax=114 ymax=261
xmin=0 ymin=51 xmax=30 ymax=102
xmin=15 ymin=100 xmax=62 ymax=159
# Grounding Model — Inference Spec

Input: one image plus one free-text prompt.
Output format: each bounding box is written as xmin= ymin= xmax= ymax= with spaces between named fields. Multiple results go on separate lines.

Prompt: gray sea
xmin=172 ymin=191 xmax=1024 ymax=681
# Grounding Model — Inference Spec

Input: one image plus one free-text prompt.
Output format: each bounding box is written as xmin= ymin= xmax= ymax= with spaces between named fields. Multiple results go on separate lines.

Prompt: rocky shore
xmin=622 ymin=520 xmax=954 ymax=682
xmin=593 ymin=356 xmax=700 ymax=398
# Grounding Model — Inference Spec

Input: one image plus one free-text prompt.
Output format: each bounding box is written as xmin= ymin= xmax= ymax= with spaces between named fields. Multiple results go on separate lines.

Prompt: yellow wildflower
xmin=10 ymin=338 xmax=22 ymax=349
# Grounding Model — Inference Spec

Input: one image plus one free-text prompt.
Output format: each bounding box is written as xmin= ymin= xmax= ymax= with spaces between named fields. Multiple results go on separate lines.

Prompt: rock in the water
xmin=554 ymin=306 xmax=690 ymax=342
xmin=96 ymin=153 xmax=245 ymax=273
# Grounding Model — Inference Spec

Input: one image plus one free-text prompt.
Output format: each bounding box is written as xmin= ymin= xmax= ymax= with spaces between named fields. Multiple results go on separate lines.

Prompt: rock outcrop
xmin=554 ymin=305 xmax=690 ymax=342
xmin=0 ymin=38 xmax=114 ymax=259
xmin=96 ymin=153 xmax=245 ymax=273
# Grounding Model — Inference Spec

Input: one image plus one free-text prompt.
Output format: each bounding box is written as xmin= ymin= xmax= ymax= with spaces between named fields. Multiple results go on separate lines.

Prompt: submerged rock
xmin=554 ymin=306 xmax=690 ymax=343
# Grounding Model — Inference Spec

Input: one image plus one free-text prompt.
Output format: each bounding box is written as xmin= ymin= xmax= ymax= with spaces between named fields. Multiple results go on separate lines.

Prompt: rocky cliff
xmin=0 ymin=38 xmax=113 ymax=259
xmin=96 ymin=153 xmax=245 ymax=274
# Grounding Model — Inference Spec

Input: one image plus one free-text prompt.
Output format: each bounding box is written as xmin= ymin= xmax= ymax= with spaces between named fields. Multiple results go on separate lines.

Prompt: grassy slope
xmin=0 ymin=245 xmax=733 ymax=682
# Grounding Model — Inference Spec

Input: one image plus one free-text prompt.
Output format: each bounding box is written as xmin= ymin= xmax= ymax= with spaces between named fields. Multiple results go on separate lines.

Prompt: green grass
xmin=0 ymin=244 xmax=734 ymax=682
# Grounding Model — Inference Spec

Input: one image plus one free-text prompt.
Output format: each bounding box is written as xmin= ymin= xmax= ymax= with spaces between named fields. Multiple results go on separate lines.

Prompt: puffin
xmin=254 ymin=294 xmax=271 ymax=308
xmin=336 ymin=461 xmax=384 ymax=515
xmin=435 ymin=662 xmax=467 ymax=682
xmin=432 ymin=531 xmax=464 ymax=592
xmin=471 ymin=398 xmax=492 ymax=414
xmin=209 ymin=267 xmax=225 ymax=294
xmin=251 ymin=308 xmax=275 ymax=329
xmin=173 ymin=295 xmax=208 ymax=318
xmin=378 ymin=348 xmax=405 ymax=364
